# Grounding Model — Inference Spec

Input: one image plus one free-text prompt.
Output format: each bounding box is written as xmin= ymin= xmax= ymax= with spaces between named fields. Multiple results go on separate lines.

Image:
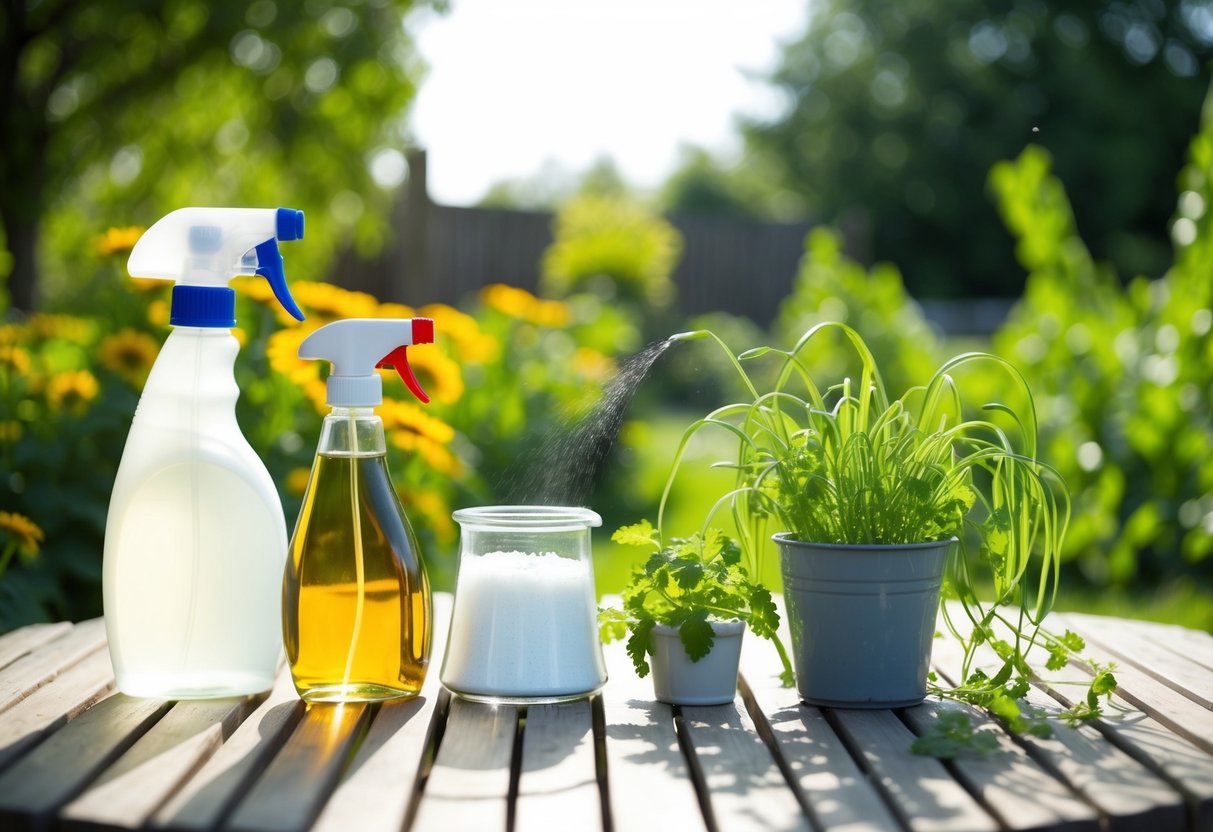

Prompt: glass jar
xmin=440 ymin=506 xmax=607 ymax=703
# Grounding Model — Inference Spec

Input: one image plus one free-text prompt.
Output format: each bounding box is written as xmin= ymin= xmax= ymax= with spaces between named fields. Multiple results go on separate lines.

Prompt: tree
xmin=745 ymin=0 xmax=1213 ymax=297
xmin=1 ymin=0 xmax=431 ymax=311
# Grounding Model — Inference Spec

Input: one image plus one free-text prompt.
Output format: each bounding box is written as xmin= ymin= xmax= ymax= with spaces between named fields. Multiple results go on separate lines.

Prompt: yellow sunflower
xmin=0 ymin=511 xmax=45 ymax=559
xmin=45 ymin=370 xmax=99 ymax=415
xmin=480 ymin=284 xmax=571 ymax=328
xmin=390 ymin=430 xmax=460 ymax=477
xmin=380 ymin=399 xmax=456 ymax=445
xmin=286 ymin=467 xmax=313 ymax=497
xmin=290 ymin=281 xmax=379 ymax=321
xmin=573 ymin=347 xmax=615 ymax=383
xmin=420 ymin=303 xmax=499 ymax=363
xmin=406 ymin=489 xmax=456 ymax=544
xmin=147 ymin=299 xmax=170 ymax=329
xmin=27 ymin=314 xmax=95 ymax=344
xmin=381 ymin=346 xmax=463 ymax=405
xmin=0 ymin=324 xmax=26 ymax=345
xmin=0 ymin=344 xmax=31 ymax=376
xmin=96 ymin=226 xmax=144 ymax=257
xmin=377 ymin=302 xmax=417 ymax=319
xmin=99 ymin=329 xmax=160 ymax=387
xmin=266 ymin=324 xmax=322 ymax=386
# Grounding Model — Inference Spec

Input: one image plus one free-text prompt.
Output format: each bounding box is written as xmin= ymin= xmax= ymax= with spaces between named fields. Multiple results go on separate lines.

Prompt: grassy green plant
xmin=599 ymin=520 xmax=793 ymax=683
xmin=657 ymin=322 xmax=1116 ymax=743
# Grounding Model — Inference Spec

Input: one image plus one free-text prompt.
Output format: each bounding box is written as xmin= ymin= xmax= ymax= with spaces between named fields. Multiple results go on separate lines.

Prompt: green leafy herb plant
xmin=657 ymin=322 xmax=1116 ymax=750
xmin=599 ymin=520 xmax=794 ymax=684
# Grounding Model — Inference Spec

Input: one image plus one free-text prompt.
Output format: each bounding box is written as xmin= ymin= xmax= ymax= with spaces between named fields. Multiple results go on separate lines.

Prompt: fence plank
xmin=0 ymin=618 xmax=106 ymax=714
xmin=312 ymin=593 xmax=453 ymax=832
xmin=0 ymin=648 xmax=114 ymax=774
xmin=59 ymin=696 xmax=252 ymax=830
xmin=0 ymin=694 xmax=171 ymax=830
xmin=150 ymin=668 xmax=303 ymax=831
xmin=0 ymin=622 xmax=73 ymax=672
xmin=409 ymin=695 xmax=519 ymax=832
xmin=515 ymin=699 xmax=602 ymax=832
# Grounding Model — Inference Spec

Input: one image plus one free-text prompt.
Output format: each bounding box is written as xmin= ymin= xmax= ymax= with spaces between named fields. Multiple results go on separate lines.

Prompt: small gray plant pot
xmin=775 ymin=534 xmax=953 ymax=708
xmin=649 ymin=620 xmax=745 ymax=706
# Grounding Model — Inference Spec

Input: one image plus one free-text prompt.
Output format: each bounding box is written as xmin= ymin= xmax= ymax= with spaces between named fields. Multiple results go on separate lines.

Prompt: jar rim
xmin=452 ymin=505 xmax=603 ymax=530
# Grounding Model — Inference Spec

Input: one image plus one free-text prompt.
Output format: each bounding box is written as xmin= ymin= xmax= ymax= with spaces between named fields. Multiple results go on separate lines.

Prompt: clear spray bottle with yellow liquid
xmin=283 ymin=317 xmax=435 ymax=702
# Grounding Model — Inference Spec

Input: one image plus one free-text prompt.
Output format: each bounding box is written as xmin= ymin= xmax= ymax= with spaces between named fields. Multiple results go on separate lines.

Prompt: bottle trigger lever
xmin=377 ymin=346 xmax=429 ymax=404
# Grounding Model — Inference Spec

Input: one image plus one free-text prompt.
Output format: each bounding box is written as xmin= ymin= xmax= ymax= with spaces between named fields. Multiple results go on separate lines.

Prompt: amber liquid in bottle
xmin=283 ymin=409 xmax=431 ymax=702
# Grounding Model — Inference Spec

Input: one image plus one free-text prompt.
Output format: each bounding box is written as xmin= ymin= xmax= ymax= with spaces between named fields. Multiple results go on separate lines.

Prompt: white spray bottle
xmin=103 ymin=207 xmax=306 ymax=698
xmin=283 ymin=318 xmax=435 ymax=702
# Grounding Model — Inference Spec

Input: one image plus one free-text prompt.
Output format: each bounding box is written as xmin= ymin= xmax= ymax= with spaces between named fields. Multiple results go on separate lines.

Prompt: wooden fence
xmin=336 ymin=151 xmax=1012 ymax=333
xmin=337 ymin=152 xmax=813 ymax=326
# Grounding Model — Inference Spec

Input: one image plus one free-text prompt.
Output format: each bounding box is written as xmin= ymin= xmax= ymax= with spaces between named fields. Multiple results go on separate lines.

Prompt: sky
xmin=406 ymin=0 xmax=810 ymax=206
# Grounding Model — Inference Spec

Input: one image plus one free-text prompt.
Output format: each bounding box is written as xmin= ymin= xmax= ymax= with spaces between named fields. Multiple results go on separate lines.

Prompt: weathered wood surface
xmin=0 ymin=601 xmax=1209 ymax=831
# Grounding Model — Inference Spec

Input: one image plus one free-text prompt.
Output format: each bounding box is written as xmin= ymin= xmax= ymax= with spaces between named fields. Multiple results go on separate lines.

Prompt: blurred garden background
xmin=1 ymin=0 xmax=1212 ymax=632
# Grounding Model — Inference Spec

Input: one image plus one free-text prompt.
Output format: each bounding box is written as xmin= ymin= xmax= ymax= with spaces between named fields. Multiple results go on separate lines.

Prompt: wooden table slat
xmin=0 ymin=622 xmax=73 ymax=672
xmin=1044 ymin=614 xmax=1213 ymax=758
xmin=0 ymin=693 xmax=172 ymax=829
xmin=929 ymin=627 xmax=1189 ymax=831
xmin=599 ymin=639 xmax=707 ymax=832
xmin=515 ymin=699 xmax=603 ymax=832
xmin=1054 ymin=612 xmax=1213 ymax=710
xmin=0 ymin=618 xmax=107 ymax=715
xmin=679 ymin=692 xmax=813 ymax=832
xmin=739 ymin=638 xmax=903 ymax=832
xmin=223 ymin=700 xmax=372 ymax=832
xmin=59 ymin=696 xmax=253 ymax=830
xmin=0 ymin=648 xmax=115 ymax=774
xmin=149 ymin=667 xmax=303 ymax=831
xmin=968 ymin=605 xmax=1213 ymax=829
xmin=312 ymin=592 xmax=454 ymax=832
xmin=409 ymin=695 xmax=518 ymax=830
xmin=829 ymin=708 xmax=1001 ymax=832
xmin=900 ymin=699 xmax=1100 ymax=832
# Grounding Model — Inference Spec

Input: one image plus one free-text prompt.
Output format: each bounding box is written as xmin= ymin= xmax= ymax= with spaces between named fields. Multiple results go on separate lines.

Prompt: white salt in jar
xmin=441 ymin=506 xmax=607 ymax=703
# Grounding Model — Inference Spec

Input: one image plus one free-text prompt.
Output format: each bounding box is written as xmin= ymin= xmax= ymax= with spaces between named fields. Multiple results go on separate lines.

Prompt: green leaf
xmin=626 ymin=619 xmax=655 ymax=678
xmin=670 ymin=557 xmax=704 ymax=590
xmin=598 ymin=607 xmax=629 ymax=643
xmin=613 ymin=520 xmax=660 ymax=548
xmin=747 ymin=586 xmax=780 ymax=638
xmin=678 ymin=609 xmax=716 ymax=662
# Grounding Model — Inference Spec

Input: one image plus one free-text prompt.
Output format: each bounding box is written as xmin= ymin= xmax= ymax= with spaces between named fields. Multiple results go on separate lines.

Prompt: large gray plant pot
xmin=776 ymin=534 xmax=953 ymax=708
xmin=649 ymin=620 xmax=744 ymax=706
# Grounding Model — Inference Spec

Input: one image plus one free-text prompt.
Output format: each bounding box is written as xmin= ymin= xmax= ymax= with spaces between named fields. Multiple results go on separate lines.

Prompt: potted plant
xmin=599 ymin=521 xmax=793 ymax=705
xmin=653 ymin=323 xmax=1114 ymax=724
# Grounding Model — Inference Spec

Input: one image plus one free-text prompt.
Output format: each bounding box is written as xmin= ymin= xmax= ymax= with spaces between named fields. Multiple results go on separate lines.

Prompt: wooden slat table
xmin=0 ymin=595 xmax=1211 ymax=831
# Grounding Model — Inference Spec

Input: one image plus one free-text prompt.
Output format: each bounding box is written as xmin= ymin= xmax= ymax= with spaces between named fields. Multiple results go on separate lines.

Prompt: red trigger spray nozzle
xmin=377 ymin=346 xmax=430 ymax=404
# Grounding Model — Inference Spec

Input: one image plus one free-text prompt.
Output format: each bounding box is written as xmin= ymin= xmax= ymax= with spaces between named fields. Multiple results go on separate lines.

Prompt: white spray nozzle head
xmin=127 ymin=207 xmax=305 ymax=326
xmin=299 ymin=317 xmax=435 ymax=407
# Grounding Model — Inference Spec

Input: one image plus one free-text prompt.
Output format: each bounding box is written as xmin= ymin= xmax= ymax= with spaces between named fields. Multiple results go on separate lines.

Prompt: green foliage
xmin=660 ymin=323 xmax=1115 ymax=741
xmin=776 ymin=227 xmax=941 ymax=412
xmin=541 ymin=196 xmax=683 ymax=309
xmin=0 ymin=254 xmax=638 ymax=627
xmin=910 ymin=710 xmax=1000 ymax=759
xmin=987 ymin=137 xmax=1213 ymax=588
xmin=745 ymin=0 xmax=1212 ymax=297
xmin=2 ymin=0 xmax=430 ymax=309
xmin=600 ymin=522 xmax=793 ymax=684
